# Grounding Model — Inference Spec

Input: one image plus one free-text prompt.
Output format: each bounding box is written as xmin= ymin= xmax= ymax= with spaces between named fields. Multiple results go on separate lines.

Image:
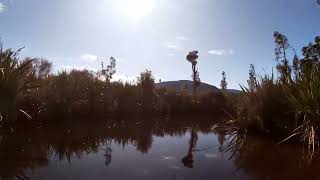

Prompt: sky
xmin=0 ymin=0 xmax=319 ymax=89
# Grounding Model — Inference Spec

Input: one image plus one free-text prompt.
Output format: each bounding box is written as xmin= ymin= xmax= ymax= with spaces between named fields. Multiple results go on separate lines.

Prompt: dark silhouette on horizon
xmin=186 ymin=51 xmax=200 ymax=100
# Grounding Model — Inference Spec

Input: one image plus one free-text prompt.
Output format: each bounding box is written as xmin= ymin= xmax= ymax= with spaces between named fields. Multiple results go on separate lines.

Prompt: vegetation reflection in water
xmin=1 ymin=116 xmax=320 ymax=180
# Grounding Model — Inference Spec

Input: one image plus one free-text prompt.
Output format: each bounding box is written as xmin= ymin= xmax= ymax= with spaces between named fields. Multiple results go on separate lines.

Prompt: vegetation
xmin=226 ymin=34 xmax=320 ymax=154
xmin=0 ymin=1 xmax=319 ymax=179
xmin=247 ymin=64 xmax=257 ymax=92
xmin=0 ymin=44 xmax=230 ymax=126
xmin=186 ymin=51 xmax=200 ymax=100
xmin=220 ymin=71 xmax=227 ymax=91
xmin=0 ymin=27 xmax=320 ymax=156
xmin=0 ymin=45 xmax=52 ymax=123
xmin=137 ymin=69 xmax=155 ymax=113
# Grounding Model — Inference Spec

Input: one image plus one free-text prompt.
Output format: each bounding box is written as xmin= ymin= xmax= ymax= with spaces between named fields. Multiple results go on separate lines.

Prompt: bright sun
xmin=115 ymin=0 xmax=156 ymax=21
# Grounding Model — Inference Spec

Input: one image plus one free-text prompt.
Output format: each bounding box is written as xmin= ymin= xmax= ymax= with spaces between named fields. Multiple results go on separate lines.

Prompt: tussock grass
xmin=0 ymin=45 xmax=36 ymax=122
xmin=229 ymin=35 xmax=320 ymax=154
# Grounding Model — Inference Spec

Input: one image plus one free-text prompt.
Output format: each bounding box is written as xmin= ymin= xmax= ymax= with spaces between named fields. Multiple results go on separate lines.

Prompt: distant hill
xmin=225 ymin=89 xmax=241 ymax=94
xmin=155 ymin=80 xmax=241 ymax=94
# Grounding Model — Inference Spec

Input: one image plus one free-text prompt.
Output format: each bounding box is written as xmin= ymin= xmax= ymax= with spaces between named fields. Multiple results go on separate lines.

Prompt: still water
xmin=0 ymin=118 xmax=319 ymax=180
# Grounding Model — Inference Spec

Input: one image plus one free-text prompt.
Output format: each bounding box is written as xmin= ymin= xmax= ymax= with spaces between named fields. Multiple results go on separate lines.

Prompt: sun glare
xmin=115 ymin=0 xmax=156 ymax=21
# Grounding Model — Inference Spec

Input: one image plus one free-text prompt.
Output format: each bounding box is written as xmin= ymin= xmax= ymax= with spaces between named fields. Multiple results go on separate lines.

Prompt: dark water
xmin=1 ymin=117 xmax=320 ymax=180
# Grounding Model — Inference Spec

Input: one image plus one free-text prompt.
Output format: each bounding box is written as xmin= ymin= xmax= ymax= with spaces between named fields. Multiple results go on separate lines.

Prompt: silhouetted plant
xmin=240 ymin=73 xmax=292 ymax=132
xmin=186 ymin=51 xmax=200 ymax=100
xmin=273 ymin=31 xmax=292 ymax=83
xmin=32 ymin=58 xmax=52 ymax=79
xmin=292 ymin=55 xmax=300 ymax=80
xmin=101 ymin=56 xmax=116 ymax=83
xmin=0 ymin=45 xmax=38 ymax=122
xmin=137 ymin=70 xmax=155 ymax=113
xmin=234 ymin=34 xmax=320 ymax=154
xmin=220 ymin=71 xmax=228 ymax=91
xmin=247 ymin=64 xmax=257 ymax=92
xmin=300 ymin=36 xmax=320 ymax=78
xmin=283 ymin=37 xmax=320 ymax=153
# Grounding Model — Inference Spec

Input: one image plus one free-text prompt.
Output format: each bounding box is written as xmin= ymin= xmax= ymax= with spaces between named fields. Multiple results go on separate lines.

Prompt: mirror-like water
xmin=0 ymin=117 xmax=319 ymax=180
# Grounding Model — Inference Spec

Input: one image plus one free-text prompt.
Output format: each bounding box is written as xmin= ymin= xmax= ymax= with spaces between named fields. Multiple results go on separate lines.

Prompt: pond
xmin=0 ymin=117 xmax=319 ymax=180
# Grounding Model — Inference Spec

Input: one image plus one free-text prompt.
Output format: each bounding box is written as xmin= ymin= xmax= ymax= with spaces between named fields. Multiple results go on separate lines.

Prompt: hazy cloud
xmin=208 ymin=49 xmax=235 ymax=56
xmin=167 ymin=44 xmax=178 ymax=50
xmin=176 ymin=36 xmax=188 ymax=41
xmin=60 ymin=65 xmax=86 ymax=71
xmin=163 ymin=35 xmax=189 ymax=51
xmin=57 ymin=64 xmax=98 ymax=72
xmin=51 ymin=64 xmax=99 ymax=74
xmin=81 ymin=53 xmax=98 ymax=62
xmin=163 ymin=41 xmax=185 ymax=51
xmin=48 ymin=56 xmax=99 ymax=73
xmin=0 ymin=3 xmax=5 ymax=13
xmin=114 ymin=56 xmax=125 ymax=63
xmin=163 ymin=41 xmax=179 ymax=50
xmin=112 ymin=74 xmax=136 ymax=83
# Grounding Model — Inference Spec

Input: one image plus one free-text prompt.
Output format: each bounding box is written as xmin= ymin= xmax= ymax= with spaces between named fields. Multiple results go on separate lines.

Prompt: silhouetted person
xmin=182 ymin=127 xmax=198 ymax=168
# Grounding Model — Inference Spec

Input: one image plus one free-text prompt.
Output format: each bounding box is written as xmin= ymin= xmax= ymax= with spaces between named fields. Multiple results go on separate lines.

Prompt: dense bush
xmin=0 ymin=47 xmax=49 ymax=122
xmin=233 ymin=35 xmax=320 ymax=151
xmin=0 ymin=47 xmax=230 ymax=124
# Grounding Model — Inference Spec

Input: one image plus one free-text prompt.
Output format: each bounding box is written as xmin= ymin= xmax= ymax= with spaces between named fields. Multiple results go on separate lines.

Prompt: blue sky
xmin=0 ymin=0 xmax=319 ymax=89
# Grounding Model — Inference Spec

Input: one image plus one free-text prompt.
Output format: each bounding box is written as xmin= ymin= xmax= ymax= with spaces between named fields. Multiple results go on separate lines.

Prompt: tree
xmin=101 ymin=56 xmax=116 ymax=83
xmin=220 ymin=71 xmax=228 ymax=91
xmin=247 ymin=64 xmax=257 ymax=91
xmin=186 ymin=51 xmax=200 ymax=100
xmin=100 ymin=57 xmax=116 ymax=113
xmin=292 ymin=55 xmax=300 ymax=80
xmin=300 ymin=36 xmax=320 ymax=77
xmin=273 ymin=31 xmax=292 ymax=83
xmin=30 ymin=58 xmax=52 ymax=79
xmin=301 ymin=36 xmax=320 ymax=64
xmin=137 ymin=70 xmax=155 ymax=112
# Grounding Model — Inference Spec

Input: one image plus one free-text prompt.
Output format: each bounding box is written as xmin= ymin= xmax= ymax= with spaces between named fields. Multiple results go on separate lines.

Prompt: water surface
xmin=0 ymin=118 xmax=319 ymax=180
